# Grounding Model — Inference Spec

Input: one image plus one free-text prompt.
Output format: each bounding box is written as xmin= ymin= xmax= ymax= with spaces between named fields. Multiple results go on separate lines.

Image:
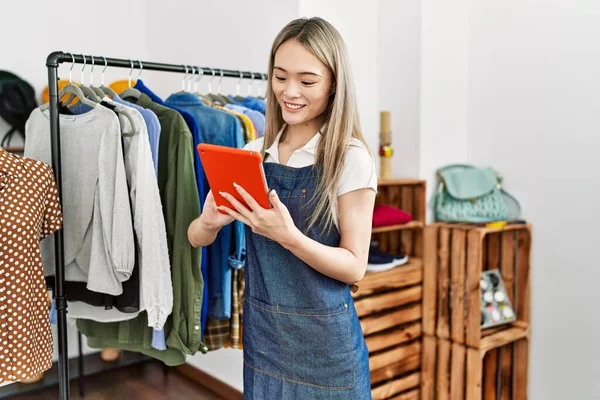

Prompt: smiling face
xmin=271 ymin=39 xmax=334 ymax=128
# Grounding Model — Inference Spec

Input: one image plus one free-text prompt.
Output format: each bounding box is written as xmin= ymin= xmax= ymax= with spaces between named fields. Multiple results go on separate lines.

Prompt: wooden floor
xmin=8 ymin=362 xmax=224 ymax=400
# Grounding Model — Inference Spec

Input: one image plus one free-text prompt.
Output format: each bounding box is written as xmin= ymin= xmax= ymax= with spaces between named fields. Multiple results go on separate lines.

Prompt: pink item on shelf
xmin=372 ymin=204 xmax=413 ymax=227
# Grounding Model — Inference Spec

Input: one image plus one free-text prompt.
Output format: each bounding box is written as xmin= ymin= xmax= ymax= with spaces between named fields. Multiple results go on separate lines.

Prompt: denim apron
xmin=243 ymin=163 xmax=372 ymax=399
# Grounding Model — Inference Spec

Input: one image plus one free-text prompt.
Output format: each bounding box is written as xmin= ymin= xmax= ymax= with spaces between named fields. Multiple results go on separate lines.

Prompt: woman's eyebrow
xmin=273 ymin=66 xmax=322 ymax=77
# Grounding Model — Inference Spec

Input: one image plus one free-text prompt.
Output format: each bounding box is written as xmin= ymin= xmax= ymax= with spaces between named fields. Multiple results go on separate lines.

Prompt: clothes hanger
xmin=120 ymin=60 xmax=143 ymax=100
xmin=89 ymin=56 xmax=107 ymax=98
xmin=40 ymin=54 xmax=97 ymax=111
xmin=174 ymin=65 xmax=190 ymax=95
xmin=215 ymin=69 xmax=233 ymax=104
xmin=232 ymin=71 xmax=248 ymax=102
xmin=208 ymin=69 xmax=227 ymax=105
xmin=259 ymin=73 xmax=268 ymax=100
xmin=61 ymin=54 xmax=101 ymax=107
xmin=231 ymin=71 xmax=243 ymax=100
xmin=77 ymin=55 xmax=102 ymax=102
xmin=254 ymin=73 xmax=265 ymax=100
xmin=99 ymin=56 xmax=118 ymax=98
xmin=192 ymin=66 xmax=212 ymax=104
xmin=199 ymin=68 xmax=216 ymax=106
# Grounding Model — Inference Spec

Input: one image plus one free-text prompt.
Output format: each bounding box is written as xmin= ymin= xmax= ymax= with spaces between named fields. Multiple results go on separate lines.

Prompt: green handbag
xmin=432 ymin=164 xmax=521 ymax=223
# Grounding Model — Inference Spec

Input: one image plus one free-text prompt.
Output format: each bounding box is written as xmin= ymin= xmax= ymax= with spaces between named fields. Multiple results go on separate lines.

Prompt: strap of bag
xmin=436 ymin=163 xmax=476 ymax=176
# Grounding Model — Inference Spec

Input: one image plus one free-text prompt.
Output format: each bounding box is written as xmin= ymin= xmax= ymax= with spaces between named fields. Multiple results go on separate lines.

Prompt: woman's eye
xmin=275 ymin=76 xmax=286 ymax=82
xmin=302 ymin=81 xmax=315 ymax=86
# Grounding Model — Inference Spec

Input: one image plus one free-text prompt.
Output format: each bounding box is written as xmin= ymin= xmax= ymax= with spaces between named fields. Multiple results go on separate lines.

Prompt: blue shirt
xmin=228 ymin=95 xmax=266 ymax=115
xmin=225 ymin=104 xmax=265 ymax=137
xmin=166 ymin=92 xmax=245 ymax=320
xmin=112 ymin=94 xmax=161 ymax=175
xmin=134 ymin=80 xmax=209 ymax=346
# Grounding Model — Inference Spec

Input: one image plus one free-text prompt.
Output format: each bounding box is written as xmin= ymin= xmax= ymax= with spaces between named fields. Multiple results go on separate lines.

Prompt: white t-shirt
xmin=244 ymin=124 xmax=378 ymax=227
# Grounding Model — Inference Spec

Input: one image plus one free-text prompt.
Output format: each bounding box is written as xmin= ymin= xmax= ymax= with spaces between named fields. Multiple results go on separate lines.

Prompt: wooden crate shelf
xmin=372 ymin=371 xmax=421 ymax=400
xmin=422 ymin=223 xmax=532 ymax=348
xmin=421 ymin=334 xmax=529 ymax=400
xmin=377 ymin=179 xmax=426 ymax=187
xmin=353 ymin=258 xmax=423 ymax=298
xmin=354 ymin=179 xmax=426 ymax=399
xmin=365 ymin=322 xmax=422 ymax=354
xmin=372 ymin=221 xmax=424 ymax=234
xmin=372 ymin=180 xmax=426 ymax=258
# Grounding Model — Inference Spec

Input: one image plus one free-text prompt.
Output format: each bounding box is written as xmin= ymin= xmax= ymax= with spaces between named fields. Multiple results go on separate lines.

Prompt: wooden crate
xmin=352 ymin=179 xmax=426 ymax=400
xmin=354 ymin=261 xmax=424 ymax=400
xmin=422 ymin=223 xmax=532 ymax=348
xmin=372 ymin=179 xmax=426 ymax=258
xmin=421 ymin=331 xmax=529 ymax=400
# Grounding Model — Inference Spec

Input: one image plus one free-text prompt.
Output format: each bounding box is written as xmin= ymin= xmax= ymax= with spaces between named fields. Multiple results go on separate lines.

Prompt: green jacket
xmin=77 ymin=94 xmax=206 ymax=365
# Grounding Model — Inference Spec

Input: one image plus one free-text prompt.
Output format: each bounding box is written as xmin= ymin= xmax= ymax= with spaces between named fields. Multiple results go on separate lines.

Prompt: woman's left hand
xmin=218 ymin=183 xmax=300 ymax=247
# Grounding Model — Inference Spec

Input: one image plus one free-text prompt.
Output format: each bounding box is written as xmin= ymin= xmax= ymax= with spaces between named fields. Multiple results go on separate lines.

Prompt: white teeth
xmin=285 ymin=102 xmax=304 ymax=110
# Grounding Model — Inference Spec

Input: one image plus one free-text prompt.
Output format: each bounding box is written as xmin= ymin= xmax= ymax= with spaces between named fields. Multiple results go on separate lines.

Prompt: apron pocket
xmin=277 ymin=302 xmax=354 ymax=390
xmin=243 ymin=296 xmax=282 ymax=375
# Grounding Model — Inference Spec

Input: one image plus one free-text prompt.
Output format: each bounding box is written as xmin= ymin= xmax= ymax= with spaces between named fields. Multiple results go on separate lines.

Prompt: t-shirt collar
xmin=265 ymin=123 xmax=322 ymax=163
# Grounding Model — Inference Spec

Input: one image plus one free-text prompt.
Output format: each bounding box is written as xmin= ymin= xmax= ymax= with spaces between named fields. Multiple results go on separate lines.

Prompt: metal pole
xmin=78 ymin=332 xmax=84 ymax=397
xmin=47 ymin=51 xmax=70 ymax=400
xmin=52 ymin=51 xmax=268 ymax=79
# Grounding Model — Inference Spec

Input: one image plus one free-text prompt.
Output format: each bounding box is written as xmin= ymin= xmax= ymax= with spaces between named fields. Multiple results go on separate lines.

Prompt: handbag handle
xmin=436 ymin=163 xmax=476 ymax=175
xmin=436 ymin=164 xmax=504 ymax=185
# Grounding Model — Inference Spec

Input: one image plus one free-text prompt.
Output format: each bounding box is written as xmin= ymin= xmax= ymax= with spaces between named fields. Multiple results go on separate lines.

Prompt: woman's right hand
xmin=188 ymin=190 xmax=234 ymax=248
xmin=201 ymin=190 xmax=235 ymax=229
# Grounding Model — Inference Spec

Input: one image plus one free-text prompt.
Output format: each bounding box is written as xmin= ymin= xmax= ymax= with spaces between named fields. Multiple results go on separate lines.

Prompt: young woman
xmin=188 ymin=17 xmax=377 ymax=399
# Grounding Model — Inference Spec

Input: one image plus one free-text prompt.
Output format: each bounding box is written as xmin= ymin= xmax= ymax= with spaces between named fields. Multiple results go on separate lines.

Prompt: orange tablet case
xmin=197 ymin=143 xmax=271 ymax=213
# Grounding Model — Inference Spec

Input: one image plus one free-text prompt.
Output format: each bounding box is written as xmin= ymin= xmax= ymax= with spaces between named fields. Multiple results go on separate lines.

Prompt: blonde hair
xmin=263 ymin=17 xmax=370 ymax=232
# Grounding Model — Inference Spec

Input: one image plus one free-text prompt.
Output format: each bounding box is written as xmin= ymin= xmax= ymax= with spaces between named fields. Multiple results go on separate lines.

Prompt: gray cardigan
xmin=25 ymin=106 xmax=135 ymax=296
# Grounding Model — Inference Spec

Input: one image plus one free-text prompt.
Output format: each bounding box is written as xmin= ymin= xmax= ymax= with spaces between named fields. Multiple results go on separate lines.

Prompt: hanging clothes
xmin=0 ymin=148 xmax=62 ymax=383
xmin=133 ymin=80 xmax=210 ymax=341
xmin=165 ymin=92 xmax=244 ymax=324
xmin=62 ymin=100 xmax=172 ymax=331
xmin=217 ymin=105 xmax=256 ymax=142
xmin=112 ymin=94 xmax=161 ymax=176
xmin=77 ymin=92 xmax=208 ymax=364
xmin=228 ymin=95 xmax=266 ymax=114
xmin=25 ymin=106 xmax=136 ymax=295
xmin=42 ymin=101 xmax=141 ymax=317
xmin=225 ymin=103 xmax=265 ymax=137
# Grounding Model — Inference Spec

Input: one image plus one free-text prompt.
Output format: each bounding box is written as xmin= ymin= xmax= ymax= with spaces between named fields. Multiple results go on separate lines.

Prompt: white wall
xmin=420 ymin=0 xmax=600 ymax=397
xmin=0 ymin=0 xmax=150 ymax=148
xmin=299 ymin=0 xmax=380 ymax=155
xmin=378 ymin=0 xmax=422 ymax=178
xmin=419 ymin=0 xmax=471 ymax=209
xmin=144 ymin=0 xmax=297 ymax=99
xmin=467 ymin=1 xmax=600 ymax=398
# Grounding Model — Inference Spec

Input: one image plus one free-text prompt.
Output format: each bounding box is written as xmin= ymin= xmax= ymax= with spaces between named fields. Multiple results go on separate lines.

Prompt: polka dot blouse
xmin=0 ymin=148 xmax=62 ymax=382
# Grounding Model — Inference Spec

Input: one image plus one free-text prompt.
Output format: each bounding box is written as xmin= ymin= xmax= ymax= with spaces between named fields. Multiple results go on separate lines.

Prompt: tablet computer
xmin=197 ymin=143 xmax=271 ymax=214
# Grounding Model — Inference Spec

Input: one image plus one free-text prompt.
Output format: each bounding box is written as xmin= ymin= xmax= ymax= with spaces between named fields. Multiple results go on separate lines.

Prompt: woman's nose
xmin=283 ymin=81 xmax=301 ymax=98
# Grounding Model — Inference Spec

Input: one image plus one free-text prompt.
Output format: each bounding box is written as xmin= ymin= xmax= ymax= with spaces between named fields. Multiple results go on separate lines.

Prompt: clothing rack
xmin=44 ymin=51 xmax=268 ymax=400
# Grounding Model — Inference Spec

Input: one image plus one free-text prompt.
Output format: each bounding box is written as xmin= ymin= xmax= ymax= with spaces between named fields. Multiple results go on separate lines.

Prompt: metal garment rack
xmin=45 ymin=51 xmax=268 ymax=400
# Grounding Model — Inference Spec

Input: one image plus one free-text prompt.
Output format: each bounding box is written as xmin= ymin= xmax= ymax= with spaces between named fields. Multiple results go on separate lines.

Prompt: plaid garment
xmin=203 ymin=318 xmax=230 ymax=351
xmin=229 ymin=269 xmax=241 ymax=348
xmin=225 ymin=267 xmax=245 ymax=349
xmin=238 ymin=268 xmax=245 ymax=347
